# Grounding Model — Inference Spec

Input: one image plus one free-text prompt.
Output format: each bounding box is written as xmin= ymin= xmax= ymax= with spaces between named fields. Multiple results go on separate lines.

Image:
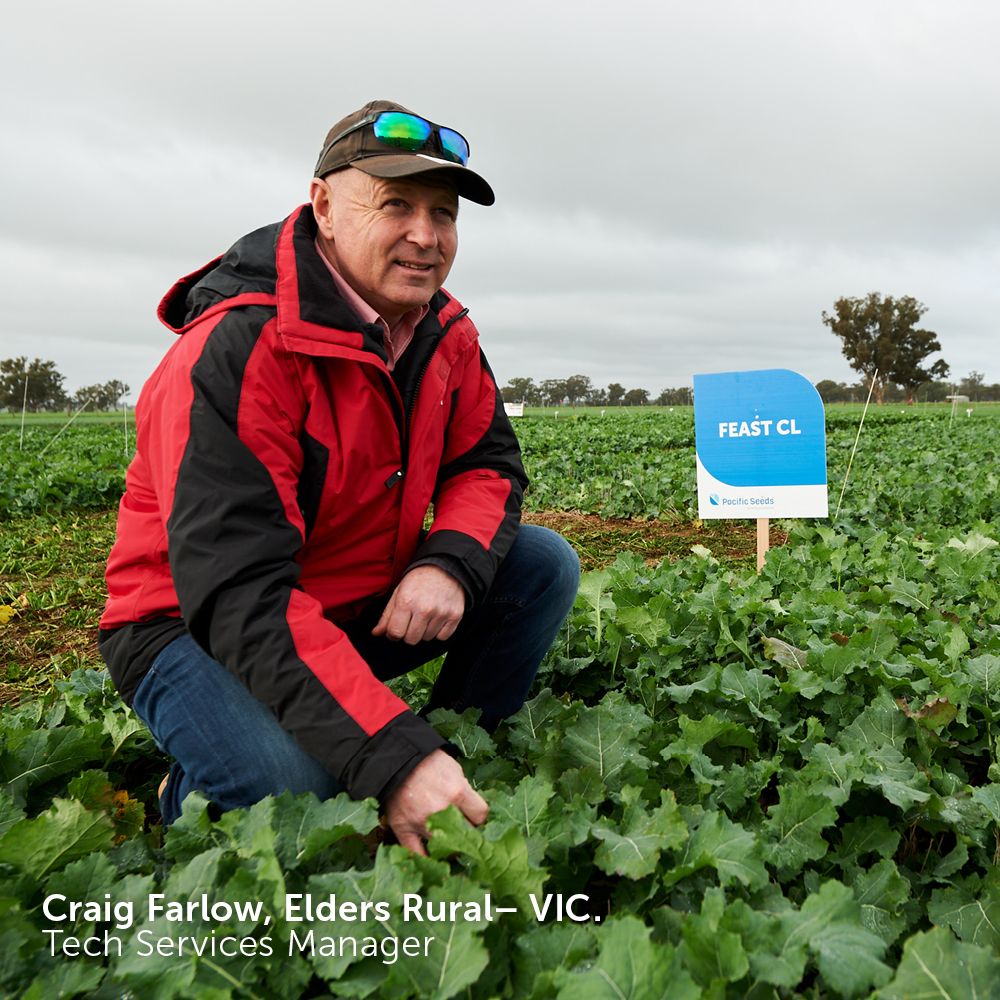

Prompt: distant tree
xmin=814 ymin=380 xmax=850 ymax=403
xmin=607 ymin=383 xmax=626 ymax=407
xmin=0 ymin=357 xmax=68 ymax=413
xmin=540 ymin=379 xmax=567 ymax=406
xmin=821 ymin=293 xmax=948 ymax=405
xmin=586 ymin=385 xmax=608 ymax=406
xmin=962 ymin=371 xmax=986 ymax=402
xmin=657 ymin=386 xmax=694 ymax=406
xmin=563 ymin=375 xmax=592 ymax=408
xmin=501 ymin=377 xmax=539 ymax=405
xmin=623 ymin=388 xmax=650 ymax=407
xmin=75 ymin=380 xmax=131 ymax=411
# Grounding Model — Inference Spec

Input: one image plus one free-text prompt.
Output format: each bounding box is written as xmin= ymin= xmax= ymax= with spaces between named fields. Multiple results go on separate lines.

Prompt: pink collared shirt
xmin=314 ymin=239 xmax=429 ymax=371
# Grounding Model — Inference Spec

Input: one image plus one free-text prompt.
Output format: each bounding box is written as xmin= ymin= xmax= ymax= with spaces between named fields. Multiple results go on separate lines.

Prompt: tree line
xmin=0 ymin=357 xmax=130 ymax=414
xmin=500 ymin=376 xmax=692 ymax=407
xmin=816 ymin=373 xmax=999 ymax=404
xmin=3 ymin=294 xmax=981 ymax=415
xmin=505 ymin=292 xmax=983 ymax=409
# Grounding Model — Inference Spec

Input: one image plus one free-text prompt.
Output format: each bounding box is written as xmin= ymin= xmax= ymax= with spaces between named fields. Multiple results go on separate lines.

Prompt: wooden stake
xmin=757 ymin=517 xmax=769 ymax=572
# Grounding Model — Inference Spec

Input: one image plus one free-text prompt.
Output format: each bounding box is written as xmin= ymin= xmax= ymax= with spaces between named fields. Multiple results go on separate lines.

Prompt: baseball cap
xmin=314 ymin=100 xmax=495 ymax=206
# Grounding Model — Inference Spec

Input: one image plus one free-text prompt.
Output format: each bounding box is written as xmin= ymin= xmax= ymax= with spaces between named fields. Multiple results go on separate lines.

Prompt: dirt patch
xmin=522 ymin=511 xmax=787 ymax=572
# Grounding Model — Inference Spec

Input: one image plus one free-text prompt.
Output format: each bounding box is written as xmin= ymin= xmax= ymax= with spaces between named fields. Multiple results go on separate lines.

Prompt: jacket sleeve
xmin=144 ymin=306 xmax=448 ymax=803
xmin=411 ymin=343 xmax=528 ymax=604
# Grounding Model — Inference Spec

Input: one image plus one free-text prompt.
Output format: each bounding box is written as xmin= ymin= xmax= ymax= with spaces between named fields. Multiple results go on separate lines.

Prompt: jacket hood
xmin=158 ymin=221 xmax=283 ymax=333
xmin=156 ymin=205 xmax=466 ymax=362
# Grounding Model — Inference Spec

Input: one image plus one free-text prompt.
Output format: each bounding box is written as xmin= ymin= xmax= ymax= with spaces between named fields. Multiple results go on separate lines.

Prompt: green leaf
xmin=0 ymin=899 xmax=45 ymax=998
xmin=928 ymin=869 xmax=1000 ymax=951
xmin=508 ymin=689 xmax=573 ymax=763
xmin=854 ymin=858 xmax=910 ymax=945
xmin=555 ymin=915 xmax=699 ymax=1000
xmin=615 ymin=605 xmax=671 ymax=649
xmin=0 ymin=789 xmax=25 ymax=839
xmin=574 ymin=570 xmax=613 ymax=648
xmin=662 ymin=663 xmax=720 ymax=704
xmin=555 ymin=767 xmax=606 ymax=806
xmin=860 ymin=746 xmax=932 ymax=810
xmin=947 ymin=531 xmax=999 ymax=557
xmin=680 ymin=810 xmax=769 ymax=890
xmin=720 ymin=665 xmax=780 ymax=722
xmin=54 ymin=668 xmax=116 ymax=723
xmin=971 ymin=784 xmax=1000 ymax=824
xmin=43 ymin=851 xmax=120 ymax=937
xmin=0 ymin=727 xmax=103 ymax=806
xmin=798 ymin=881 xmax=892 ymax=995
xmin=591 ymin=787 xmax=687 ymax=879
xmin=22 ymin=960 xmax=105 ymax=999
xmin=428 ymin=805 xmax=547 ymax=904
xmin=887 ymin=579 xmax=935 ymax=610
xmin=840 ymin=689 xmax=913 ymax=753
xmin=966 ymin=655 xmax=1000 ymax=704
xmin=875 ymin=927 xmax=1000 ymax=1000
xmin=380 ymin=878 xmax=491 ymax=1000
xmin=726 ymin=896 xmax=805 ymax=988
xmin=100 ymin=705 xmax=147 ymax=759
xmin=679 ymin=890 xmax=749 ymax=986
xmin=561 ymin=693 xmax=651 ymax=791
xmin=299 ymin=846 xmax=436 ymax=984
xmin=742 ymin=881 xmax=890 ymax=995
xmin=162 ymin=790 xmax=223 ymax=861
xmin=834 ymin=815 xmax=901 ymax=864
xmin=426 ymin=707 xmax=496 ymax=762
xmin=484 ymin=775 xmax=556 ymax=865
xmin=677 ymin=713 xmax=756 ymax=751
xmin=803 ymin=743 xmax=864 ymax=805
xmin=711 ymin=757 xmax=782 ymax=814
xmin=512 ymin=924 xmax=596 ymax=998
xmin=763 ymin=785 xmax=839 ymax=871
xmin=271 ymin=791 xmax=380 ymax=869
xmin=0 ymin=797 xmax=114 ymax=878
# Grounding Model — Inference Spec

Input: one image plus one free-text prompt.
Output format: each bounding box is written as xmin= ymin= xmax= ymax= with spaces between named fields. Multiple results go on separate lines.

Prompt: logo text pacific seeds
xmin=713 ymin=496 xmax=775 ymax=506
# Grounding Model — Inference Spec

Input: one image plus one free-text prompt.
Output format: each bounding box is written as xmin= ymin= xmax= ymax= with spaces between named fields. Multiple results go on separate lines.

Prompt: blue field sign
xmin=693 ymin=369 xmax=828 ymax=519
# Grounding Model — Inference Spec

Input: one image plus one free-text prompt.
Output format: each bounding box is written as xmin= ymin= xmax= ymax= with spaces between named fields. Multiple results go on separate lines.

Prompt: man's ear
xmin=310 ymin=177 xmax=336 ymax=240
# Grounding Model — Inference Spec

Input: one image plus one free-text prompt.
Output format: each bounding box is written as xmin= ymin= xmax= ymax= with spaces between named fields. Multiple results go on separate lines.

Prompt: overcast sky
xmin=2 ymin=0 xmax=997 ymax=400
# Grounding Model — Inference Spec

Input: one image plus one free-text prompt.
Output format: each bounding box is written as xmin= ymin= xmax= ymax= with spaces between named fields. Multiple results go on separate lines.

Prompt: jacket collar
xmin=157 ymin=204 xmax=473 ymax=365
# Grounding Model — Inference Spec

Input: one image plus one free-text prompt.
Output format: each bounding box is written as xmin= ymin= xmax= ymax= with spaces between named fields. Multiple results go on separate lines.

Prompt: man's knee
xmin=509 ymin=524 xmax=580 ymax=608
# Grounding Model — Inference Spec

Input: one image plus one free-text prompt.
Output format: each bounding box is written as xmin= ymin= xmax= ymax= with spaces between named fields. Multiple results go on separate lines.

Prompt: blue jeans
xmin=132 ymin=525 xmax=579 ymax=825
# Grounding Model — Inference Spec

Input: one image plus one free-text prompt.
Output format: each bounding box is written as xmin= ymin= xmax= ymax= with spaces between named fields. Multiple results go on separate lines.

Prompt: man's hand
xmin=372 ymin=565 xmax=465 ymax=644
xmin=383 ymin=749 xmax=488 ymax=855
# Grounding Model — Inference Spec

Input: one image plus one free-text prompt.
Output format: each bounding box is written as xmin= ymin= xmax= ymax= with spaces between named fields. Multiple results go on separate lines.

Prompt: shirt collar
xmin=313 ymin=238 xmax=429 ymax=337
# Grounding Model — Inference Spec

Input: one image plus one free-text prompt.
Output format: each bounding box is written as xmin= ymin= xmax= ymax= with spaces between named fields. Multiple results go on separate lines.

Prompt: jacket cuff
xmin=404 ymin=554 xmax=476 ymax=607
xmin=340 ymin=710 xmax=454 ymax=805
xmin=411 ymin=529 xmax=498 ymax=605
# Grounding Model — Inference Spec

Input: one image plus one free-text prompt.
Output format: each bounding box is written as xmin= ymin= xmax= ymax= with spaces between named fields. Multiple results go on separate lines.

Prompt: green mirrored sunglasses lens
xmin=373 ymin=113 xmax=432 ymax=150
xmin=438 ymin=128 xmax=469 ymax=165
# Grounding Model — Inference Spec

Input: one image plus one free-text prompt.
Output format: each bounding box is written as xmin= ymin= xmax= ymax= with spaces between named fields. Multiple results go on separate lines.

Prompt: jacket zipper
xmin=385 ymin=307 xmax=469 ymax=489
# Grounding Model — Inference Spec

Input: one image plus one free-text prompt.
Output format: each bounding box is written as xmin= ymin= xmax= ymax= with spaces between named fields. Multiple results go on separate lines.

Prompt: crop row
xmin=4 ymin=410 xmax=998 ymax=530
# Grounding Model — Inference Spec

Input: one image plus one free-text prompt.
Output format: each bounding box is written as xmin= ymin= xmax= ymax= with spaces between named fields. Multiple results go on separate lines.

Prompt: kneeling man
xmin=98 ymin=100 xmax=580 ymax=854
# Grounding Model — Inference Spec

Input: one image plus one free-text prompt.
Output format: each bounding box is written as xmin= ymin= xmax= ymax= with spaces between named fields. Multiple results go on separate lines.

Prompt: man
xmin=98 ymin=100 xmax=580 ymax=854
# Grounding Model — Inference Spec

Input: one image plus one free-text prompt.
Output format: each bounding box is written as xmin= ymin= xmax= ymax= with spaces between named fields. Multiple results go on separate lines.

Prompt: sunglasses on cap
xmin=319 ymin=111 xmax=471 ymax=168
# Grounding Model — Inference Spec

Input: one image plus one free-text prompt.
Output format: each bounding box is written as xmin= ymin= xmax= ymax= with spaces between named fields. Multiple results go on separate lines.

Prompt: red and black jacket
xmin=99 ymin=205 xmax=526 ymax=803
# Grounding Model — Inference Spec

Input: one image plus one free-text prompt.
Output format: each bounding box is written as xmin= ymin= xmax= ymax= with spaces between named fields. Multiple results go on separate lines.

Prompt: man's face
xmin=311 ymin=168 xmax=459 ymax=327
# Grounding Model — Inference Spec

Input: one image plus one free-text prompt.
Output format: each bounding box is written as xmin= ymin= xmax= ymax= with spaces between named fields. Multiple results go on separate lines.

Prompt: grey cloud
xmin=1 ymin=0 xmax=996 ymax=396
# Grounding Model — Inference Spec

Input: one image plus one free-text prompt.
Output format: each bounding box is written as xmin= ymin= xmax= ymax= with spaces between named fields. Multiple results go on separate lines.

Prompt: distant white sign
xmin=694 ymin=369 xmax=828 ymax=519
xmin=504 ymin=402 xmax=524 ymax=417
